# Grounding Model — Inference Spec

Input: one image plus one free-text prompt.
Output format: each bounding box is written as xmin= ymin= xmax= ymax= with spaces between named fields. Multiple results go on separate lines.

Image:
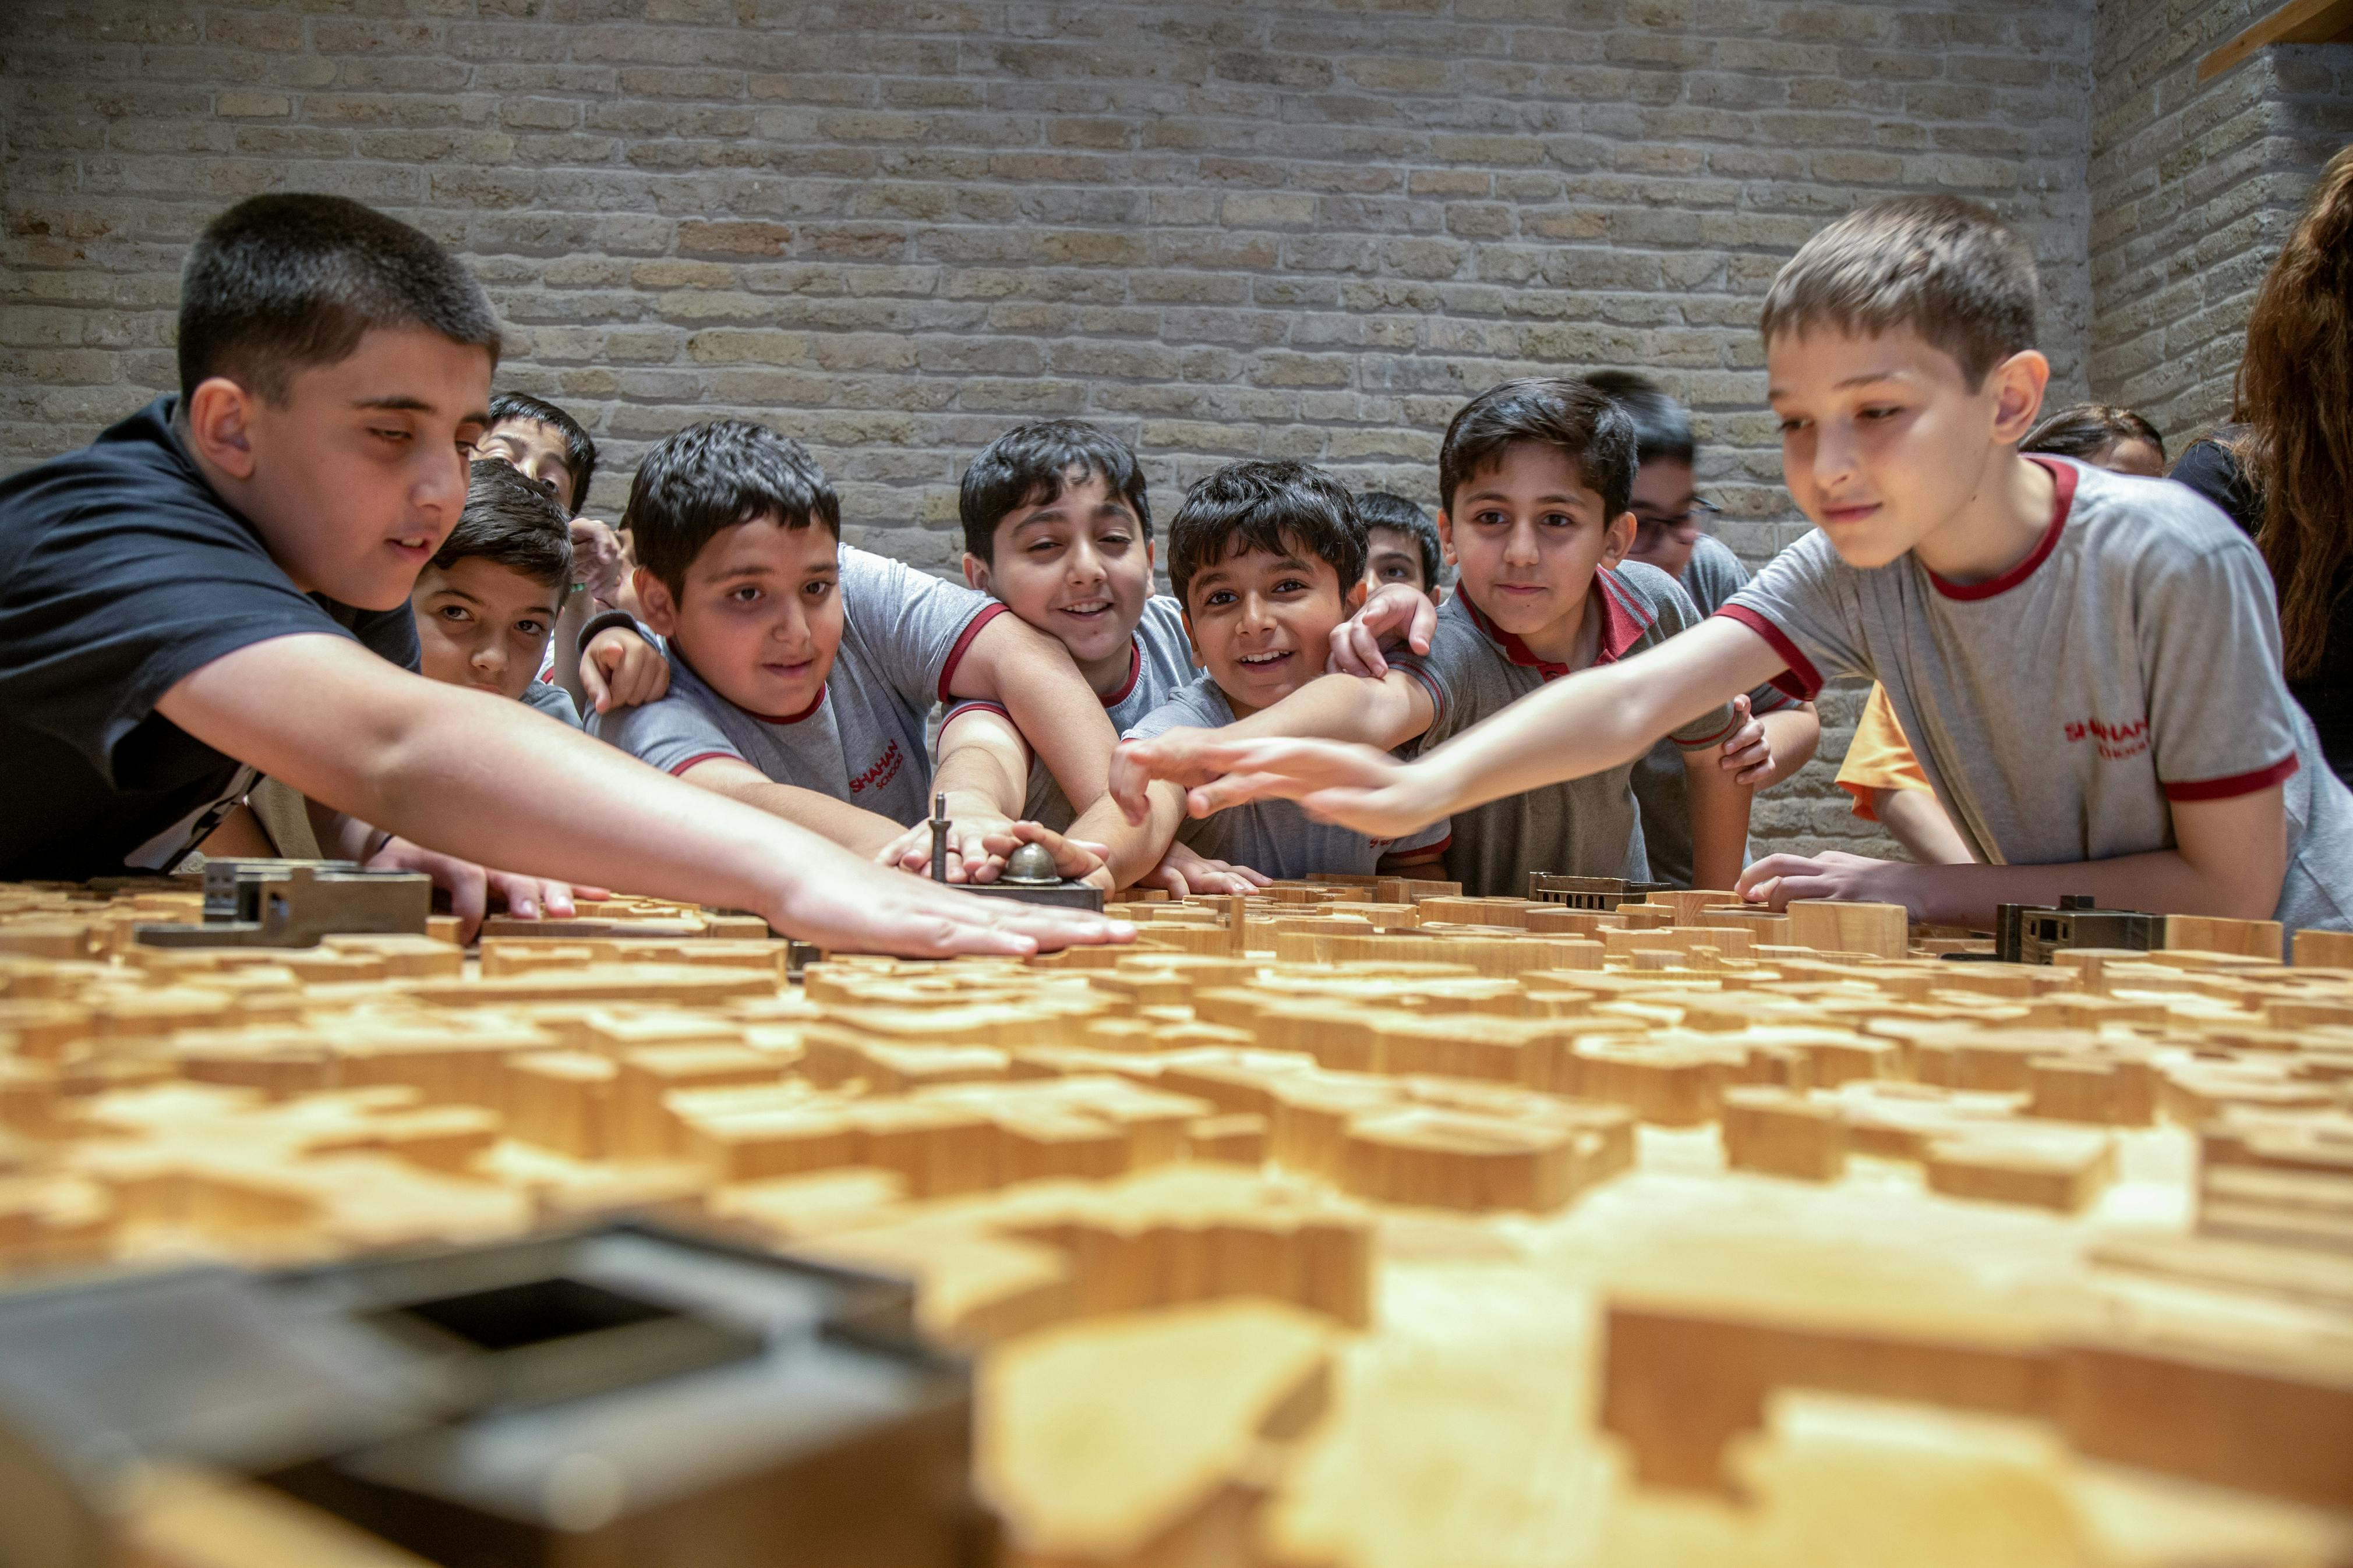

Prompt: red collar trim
xmin=1101 ymin=638 xmax=1142 ymax=707
xmin=675 ymin=647 xmax=828 ymax=725
xmin=1462 ymin=568 xmax=1652 ymax=679
xmin=1926 ymin=456 xmax=2077 ymax=601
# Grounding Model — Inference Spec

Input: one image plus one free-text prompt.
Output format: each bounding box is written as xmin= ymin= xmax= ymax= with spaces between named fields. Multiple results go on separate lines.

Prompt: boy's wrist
xmin=575 ymin=608 xmax=641 ymax=659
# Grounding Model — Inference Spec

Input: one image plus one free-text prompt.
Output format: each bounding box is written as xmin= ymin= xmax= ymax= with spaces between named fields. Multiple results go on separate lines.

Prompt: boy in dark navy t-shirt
xmin=0 ymin=193 xmax=1123 ymax=960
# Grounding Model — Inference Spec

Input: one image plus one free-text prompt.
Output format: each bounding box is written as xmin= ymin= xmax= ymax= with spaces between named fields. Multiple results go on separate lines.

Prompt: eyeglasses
xmin=1632 ymin=496 xmax=1720 ymax=550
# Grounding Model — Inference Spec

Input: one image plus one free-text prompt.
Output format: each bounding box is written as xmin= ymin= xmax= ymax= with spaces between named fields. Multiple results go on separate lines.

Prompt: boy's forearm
xmin=683 ymin=765 xmax=907 ymax=860
xmin=1681 ymin=744 xmax=1753 ymax=892
xmin=1414 ymin=619 xmax=1781 ymax=819
xmin=932 ymin=712 xmax=1031 ymax=822
xmin=952 ymin=614 xmax=1119 ymax=811
xmin=1891 ymin=851 xmax=2277 ymax=929
xmin=1068 ymin=784 xmax=1183 ymax=890
xmin=159 ymin=634 xmax=862 ymax=920
xmin=1227 ymin=671 xmax=1429 ymax=749
xmin=1754 ymin=706 xmax=1820 ymax=788
xmin=549 ymin=592 xmax=595 ymax=706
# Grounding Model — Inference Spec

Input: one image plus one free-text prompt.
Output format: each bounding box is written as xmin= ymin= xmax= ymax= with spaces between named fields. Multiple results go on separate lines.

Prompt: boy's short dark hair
xmin=1758 ymin=193 xmax=2037 ymax=390
xmin=623 ymin=419 xmax=840 ymax=597
xmin=1167 ymin=461 xmax=1365 ymax=608
xmin=1356 ymin=491 xmax=1443 ymax=589
xmin=1439 ymin=377 xmax=1640 ymax=522
xmin=2022 ymin=403 xmax=2165 ymax=465
xmin=178 ymin=193 xmax=501 ymax=405
xmin=959 ymin=420 xmax=1152 ymax=562
xmin=1585 ymin=370 xmax=1696 ymax=466
xmin=433 ymin=460 xmax=573 ymax=597
xmin=489 ymin=390 xmax=598 ymax=508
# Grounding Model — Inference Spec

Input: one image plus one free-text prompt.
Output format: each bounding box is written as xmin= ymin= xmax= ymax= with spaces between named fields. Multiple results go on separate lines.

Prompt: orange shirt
xmin=1833 ymin=682 xmax=1932 ymax=819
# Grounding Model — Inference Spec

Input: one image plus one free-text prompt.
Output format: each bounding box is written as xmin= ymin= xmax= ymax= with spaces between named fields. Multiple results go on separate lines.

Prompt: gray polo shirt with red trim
xmin=589 ymin=544 xmax=1002 ymax=827
xmin=1720 ymin=456 xmax=2352 ymax=947
xmin=937 ymin=593 xmax=1197 ymax=830
xmin=1390 ymin=561 xmax=1737 ymax=896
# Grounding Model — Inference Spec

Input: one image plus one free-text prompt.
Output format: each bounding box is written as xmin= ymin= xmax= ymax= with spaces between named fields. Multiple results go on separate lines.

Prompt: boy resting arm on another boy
xmin=1167 ymin=197 xmax=2351 ymax=948
xmin=918 ymin=420 xmax=1266 ymax=895
xmin=591 ymin=419 xmax=1115 ymax=884
xmin=1066 ymin=462 xmax=1448 ymax=889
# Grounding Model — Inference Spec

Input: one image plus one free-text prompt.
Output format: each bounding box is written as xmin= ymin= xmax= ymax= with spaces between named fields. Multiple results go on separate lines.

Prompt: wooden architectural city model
xmin=0 ymin=870 xmax=2349 ymax=1568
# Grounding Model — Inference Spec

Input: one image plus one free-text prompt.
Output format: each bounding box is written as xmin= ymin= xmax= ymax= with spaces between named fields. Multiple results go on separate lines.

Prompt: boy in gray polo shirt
xmin=1107 ymin=379 xmax=1760 ymax=898
xmin=1168 ymin=196 xmax=2352 ymax=952
xmin=1592 ymin=371 xmax=1822 ymax=887
xmin=1068 ymin=462 xmax=1448 ymax=884
xmin=589 ymin=419 xmax=1119 ymax=884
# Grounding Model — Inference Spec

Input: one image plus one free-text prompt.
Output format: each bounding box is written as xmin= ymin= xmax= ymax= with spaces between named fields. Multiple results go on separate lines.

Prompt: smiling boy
xmin=0 ymin=193 xmax=1124 ymax=958
xmin=1068 ymin=461 xmax=1447 ymax=886
xmin=938 ymin=422 xmax=1195 ymax=825
xmin=1111 ymin=380 xmax=1757 ymax=896
xmin=589 ymin=419 xmax=1119 ymax=883
xmin=1180 ymin=196 xmax=2352 ymax=951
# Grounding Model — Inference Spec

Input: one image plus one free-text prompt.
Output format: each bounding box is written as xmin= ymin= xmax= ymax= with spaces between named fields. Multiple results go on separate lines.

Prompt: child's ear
xmin=183 ymin=378 xmax=259 ymax=480
xmin=1435 ymin=510 xmax=1459 ymax=567
xmin=634 ymin=565 xmax=677 ymax=636
xmin=1342 ymin=576 xmax=1369 ymax=616
xmin=1178 ymin=606 xmax=1205 ymax=666
xmin=1988 ymin=349 xmax=2052 ymax=445
xmin=1601 ymin=509 xmax=1636 ymax=569
xmin=961 ymin=551 xmax=992 ymax=594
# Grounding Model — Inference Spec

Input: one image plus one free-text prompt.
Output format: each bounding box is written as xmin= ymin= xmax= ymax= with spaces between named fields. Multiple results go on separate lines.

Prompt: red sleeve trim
xmin=1397 ymin=663 xmax=1448 ymax=732
xmin=1673 ymin=714 xmax=1740 ymax=749
xmin=937 ymin=600 xmax=1011 ymax=702
xmin=2163 ymin=752 xmax=2299 ymax=802
xmin=1836 ymin=779 xmax=1881 ymax=821
xmin=668 ymin=751 xmax=739 ymax=777
xmin=1712 ymin=605 xmax=1822 ymax=702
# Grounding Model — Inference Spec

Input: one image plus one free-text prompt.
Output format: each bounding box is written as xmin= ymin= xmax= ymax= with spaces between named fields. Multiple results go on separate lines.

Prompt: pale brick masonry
xmin=1 ymin=1 xmax=2340 ymax=858
xmin=2089 ymin=0 xmax=2353 ymax=449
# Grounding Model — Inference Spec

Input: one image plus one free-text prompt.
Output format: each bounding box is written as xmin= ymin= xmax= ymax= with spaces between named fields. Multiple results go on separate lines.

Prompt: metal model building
xmin=0 ymin=1223 xmax=987 ymax=1568
xmin=1995 ymin=896 xmax=2165 ymax=963
xmin=133 ymin=859 xmax=432 ymax=950
xmin=1526 ymin=873 xmax=1674 ymax=911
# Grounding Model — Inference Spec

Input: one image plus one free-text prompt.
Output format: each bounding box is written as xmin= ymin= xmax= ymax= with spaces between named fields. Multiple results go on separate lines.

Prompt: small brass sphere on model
xmin=1002 ymin=841 xmax=1060 ymax=885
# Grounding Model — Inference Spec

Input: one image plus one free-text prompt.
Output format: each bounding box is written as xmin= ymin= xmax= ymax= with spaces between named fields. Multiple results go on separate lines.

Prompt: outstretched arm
xmin=1738 ymin=785 xmax=2288 ymax=929
xmin=157 ymin=633 xmax=1130 ymax=957
xmin=1109 ymin=670 xmax=1434 ymax=823
xmin=1166 ymin=617 xmax=1786 ymax=837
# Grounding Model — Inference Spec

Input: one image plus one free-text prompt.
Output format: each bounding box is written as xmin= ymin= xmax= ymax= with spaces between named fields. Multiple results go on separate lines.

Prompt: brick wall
xmin=1 ymin=0 xmax=2115 ymax=862
xmin=2087 ymin=0 xmax=2353 ymax=448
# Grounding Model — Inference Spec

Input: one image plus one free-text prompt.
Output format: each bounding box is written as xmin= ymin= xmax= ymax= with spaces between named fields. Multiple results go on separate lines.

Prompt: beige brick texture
xmin=1 ymin=1 xmax=2336 ymax=859
xmin=2087 ymin=0 xmax=2353 ymax=448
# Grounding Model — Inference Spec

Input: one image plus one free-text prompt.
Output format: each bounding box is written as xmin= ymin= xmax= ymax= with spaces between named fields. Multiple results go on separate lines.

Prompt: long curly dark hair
xmin=2231 ymin=144 xmax=2353 ymax=681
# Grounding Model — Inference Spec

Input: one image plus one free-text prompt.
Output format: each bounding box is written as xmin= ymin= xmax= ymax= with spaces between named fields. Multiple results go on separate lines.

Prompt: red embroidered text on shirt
xmin=2062 ymin=716 xmax=2150 ymax=762
xmin=849 ymin=740 xmax=905 ymax=795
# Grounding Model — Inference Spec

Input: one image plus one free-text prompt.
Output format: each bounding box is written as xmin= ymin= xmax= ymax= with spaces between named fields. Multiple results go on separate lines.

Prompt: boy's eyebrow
xmin=1461 ymin=486 xmax=1584 ymax=505
xmin=352 ymin=394 xmax=493 ymax=426
xmin=427 ymin=585 xmax=483 ymax=606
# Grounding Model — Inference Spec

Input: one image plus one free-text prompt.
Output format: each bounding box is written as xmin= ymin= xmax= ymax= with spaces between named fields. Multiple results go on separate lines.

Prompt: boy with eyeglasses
xmin=1589 ymin=371 xmax=1820 ymax=887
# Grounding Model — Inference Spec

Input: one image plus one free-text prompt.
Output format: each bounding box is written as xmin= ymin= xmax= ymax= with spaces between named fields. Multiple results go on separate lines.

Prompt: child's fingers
xmin=579 ymin=653 xmax=612 ymax=713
